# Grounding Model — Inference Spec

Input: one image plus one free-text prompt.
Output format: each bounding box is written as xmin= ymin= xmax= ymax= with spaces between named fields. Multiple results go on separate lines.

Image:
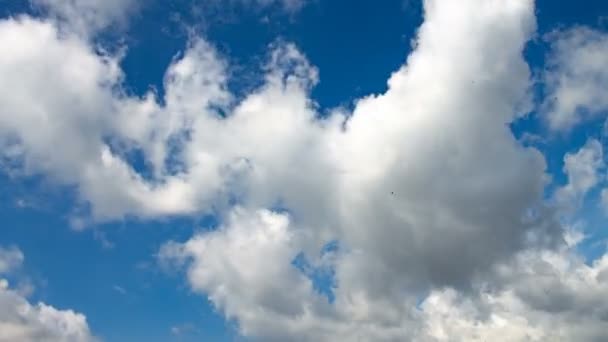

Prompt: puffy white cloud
xmin=3 ymin=0 xmax=607 ymax=340
xmin=421 ymin=244 xmax=608 ymax=342
xmin=0 ymin=246 xmax=95 ymax=342
xmin=322 ymin=0 xmax=549 ymax=293
xmin=156 ymin=0 xmax=551 ymax=297
xmin=0 ymin=281 xmax=96 ymax=342
xmin=0 ymin=16 xmax=173 ymax=219
xmin=554 ymin=139 xmax=604 ymax=212
xmin=155 ymin=0 xmax=556 ymax=304
xmin=159 ymin=208 xmax=334 ymax=340
xmin=0 ymin=17 xmax=234 ymax=220
xmin=0 ymin=15 xmax=333 ymax=222
xmin=151 ymin=0 xmax=601 ymax=339
xmin=161 ymin=207 xmax=608 ymax=341
xmin=160 ymin=209 xmax=415 ymax=341
xmin=0 ymin=284 xmax=95 ymax=342
xmin=542 ymin=27 xmax=608 ymax=131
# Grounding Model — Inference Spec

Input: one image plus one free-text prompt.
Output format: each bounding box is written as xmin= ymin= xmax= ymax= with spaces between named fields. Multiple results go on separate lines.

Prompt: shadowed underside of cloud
xmin=158 ymin=207 xmax=608 ymax=341
xmin=1 ymin=0 xmax=608 ymax=341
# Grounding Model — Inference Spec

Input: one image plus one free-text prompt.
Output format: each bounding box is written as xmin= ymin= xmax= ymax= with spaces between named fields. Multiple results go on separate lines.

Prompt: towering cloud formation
xmin=1 ymin=0 xmax=607 ymax=340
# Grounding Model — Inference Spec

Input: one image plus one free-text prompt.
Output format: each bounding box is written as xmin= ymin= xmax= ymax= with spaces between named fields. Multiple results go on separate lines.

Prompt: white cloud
xmin=554 ymin=139 xmax=604 ymax=212
xmin=0 ymin=246 xmax=95 ymax=342
xmin=0 ymin=281 xmax=96 ymax=342
xmin=161 ymin=208 xmax=608 ymax=341
xmin=0 ymin=246 xmax=24 ymax=275
xmin=3 ymin=0 xmax=607 ymax=340
xmin=421 ymin=244 xmax=608 ymax=341
xmin=159 ymin=208 xmax=331 ymax=339
xmin=31 ymin=0 xmax=137 ymax=35
xmin=0 ymin=17 xmax=221 ymax=220
xmin=542 ymin=27 xmax=608 ymax=131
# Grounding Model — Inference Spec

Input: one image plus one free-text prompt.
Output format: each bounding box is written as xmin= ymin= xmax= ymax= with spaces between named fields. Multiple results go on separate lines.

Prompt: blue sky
xmin=1 ymin=0 xmax=608 ymax=341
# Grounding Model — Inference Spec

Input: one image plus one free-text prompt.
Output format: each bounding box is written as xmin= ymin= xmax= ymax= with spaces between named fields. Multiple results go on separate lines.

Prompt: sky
xmin=1 ymin=0 xmax=608 ymax=341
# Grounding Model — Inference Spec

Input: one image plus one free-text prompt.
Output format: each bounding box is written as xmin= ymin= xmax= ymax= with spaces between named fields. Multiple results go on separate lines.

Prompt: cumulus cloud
xmin=554 ymin=139 xmax=604 ymax=212
xmin=0 ymin=15 xmax=327 ymax=221
xmin=0 ymin=0 xmax=557 ymax=288
xmin=542 ymin=27 xmax=608 ymax=131
xmin=151 ymin=0 xmax=606 ymax=339
xmin=0 ymin=282 xmax=96 ymax=342
xmin=159 ymin=208 xmax=328 ymax=339
xmin=0 ymin=246 xmax=95 ymax=342
xmin=3 ymin=0 xmax=607 ymax=340
xmin=421 ymin=245 xmax=608 ymax=342
xmin=0 ymin=17 xmax=234 ymax=220
xmin=161 ymin=208 xmax=608 ymax=341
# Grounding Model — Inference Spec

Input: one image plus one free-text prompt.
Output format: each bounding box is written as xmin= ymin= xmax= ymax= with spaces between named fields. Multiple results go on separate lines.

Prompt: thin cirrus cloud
xmin=31 ymin=0 xmax=305 ymax=37
xmin=30 ymin=0 xmax=138 ymax=35
xmin=1 ymin=0 xmax=608 ymax=341
xmin=0 ymin=246 xmax=23 ymax=275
